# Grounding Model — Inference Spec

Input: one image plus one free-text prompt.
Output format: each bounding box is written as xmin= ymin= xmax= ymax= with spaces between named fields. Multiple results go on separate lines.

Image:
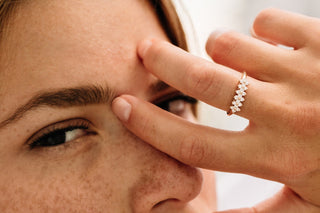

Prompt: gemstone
xmin=232 ymin=101 xmax=242 ymax=107
xmin=240 ymin=79 xmax=249 ymax=85
xmin=230 ymin=106 xmax=239 ymax=113
xmin=234 ymin=95 xmax=244 ymax=102
xmin=238 ymin=84 xmax=248 ymax=90
xmin=236 ymin=90 xmax=246 ymax=96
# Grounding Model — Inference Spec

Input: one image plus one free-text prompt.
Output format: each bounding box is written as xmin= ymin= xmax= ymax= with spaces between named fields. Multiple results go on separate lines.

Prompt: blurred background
xmin=174 ymin=0 xmax=320 ymax=211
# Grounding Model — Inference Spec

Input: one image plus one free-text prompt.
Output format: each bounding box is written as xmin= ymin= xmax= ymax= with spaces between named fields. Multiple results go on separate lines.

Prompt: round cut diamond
xmin=238 ymin=84 xmax=248 ymax=90
xmin=234 ymin=95 xmax=244 ymax=102
xmin=232 ymin=101 xmax=242 ymax=107
xmin=230 ymin=106 xmax=240 ymax=113
xmin=236 ymin=90 xmax=246 ymax=96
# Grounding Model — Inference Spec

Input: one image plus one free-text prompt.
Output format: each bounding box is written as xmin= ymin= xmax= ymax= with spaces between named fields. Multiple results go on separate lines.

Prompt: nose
xmin=131 ymin=155 xmax=203 ymax=213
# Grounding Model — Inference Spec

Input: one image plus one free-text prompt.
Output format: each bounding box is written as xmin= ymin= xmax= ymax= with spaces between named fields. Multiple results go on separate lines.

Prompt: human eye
xmin=28 ymin=119 xmax=95 ymax=149
xmin=154 ymin=92 xmax=198 ymax=118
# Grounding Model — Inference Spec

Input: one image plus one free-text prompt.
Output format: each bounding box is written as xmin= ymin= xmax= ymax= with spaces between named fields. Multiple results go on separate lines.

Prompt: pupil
xmin=44 ymin=130 xmax=66 ymax=146
xmin=157 ymin=102 xmax=169 ymax=111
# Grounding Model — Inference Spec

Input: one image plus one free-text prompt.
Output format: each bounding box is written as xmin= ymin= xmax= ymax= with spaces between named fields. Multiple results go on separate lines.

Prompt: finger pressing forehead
xmin=138 ymin=39 xmax=238 ymax=110
xmin=137 ymin=39 xmax=268 ymax=120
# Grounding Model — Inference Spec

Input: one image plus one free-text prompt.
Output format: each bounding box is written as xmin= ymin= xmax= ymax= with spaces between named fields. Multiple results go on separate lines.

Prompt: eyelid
xmin=26 ymin=118 xmax=92 ymax=147
xmin=152 ymin=91 xmax=197 ymax=106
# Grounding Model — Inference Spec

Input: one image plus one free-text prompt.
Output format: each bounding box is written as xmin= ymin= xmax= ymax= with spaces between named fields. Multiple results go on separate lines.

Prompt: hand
xmin=112 ymin=8 xmax=320 ymax=212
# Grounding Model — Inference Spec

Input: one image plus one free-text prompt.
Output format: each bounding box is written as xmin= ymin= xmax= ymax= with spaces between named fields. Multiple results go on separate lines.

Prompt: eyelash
xmin=154 ymin=93 xmax=198 ymax=114
xmin=28 ymin=119 xmax=93 ymax=149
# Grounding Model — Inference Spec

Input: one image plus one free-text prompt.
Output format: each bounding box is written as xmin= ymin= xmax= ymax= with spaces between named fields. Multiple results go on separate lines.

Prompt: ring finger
xmin=206 ymin=30 xmax=293 ymax=82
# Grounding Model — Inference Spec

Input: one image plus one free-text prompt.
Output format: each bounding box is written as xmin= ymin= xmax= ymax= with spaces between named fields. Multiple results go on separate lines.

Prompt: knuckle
xmin=275 ymin=150 xmax=314 ymax=182
xmin=265 ymin=148 xmax=294 ymax=181
xmin=265 ymin=135 xmax=317 ymax=183
xmin=266 ymin=103 xmax=320 ymax=182
xmin=286 ymin=104 xmax=320 ymax=136
xmin=178 ymin=133 xmax=208 ymax=166
xmin=186 ymin=62 xmax=220 ymax=97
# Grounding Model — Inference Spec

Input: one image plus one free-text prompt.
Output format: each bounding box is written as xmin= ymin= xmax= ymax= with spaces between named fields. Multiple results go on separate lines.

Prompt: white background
xmin=176 ymin=0 xmax=320 ymax=211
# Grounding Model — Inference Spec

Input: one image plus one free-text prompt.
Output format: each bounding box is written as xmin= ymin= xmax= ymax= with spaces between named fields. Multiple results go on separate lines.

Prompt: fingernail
xmin=138 ymin=39 xmax=153 ymax=58
xmin=112 ymin=97 xmax=132 ymax=122
xmin=209 ymin=28 xmax=231 ymax=40
xmin=206 ymin=28 xmax=231 ymax=54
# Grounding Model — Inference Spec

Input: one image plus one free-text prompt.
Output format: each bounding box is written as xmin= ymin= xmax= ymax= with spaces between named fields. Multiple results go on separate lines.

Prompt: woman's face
xmin=0 ymin=0 xmax=216 ymax=212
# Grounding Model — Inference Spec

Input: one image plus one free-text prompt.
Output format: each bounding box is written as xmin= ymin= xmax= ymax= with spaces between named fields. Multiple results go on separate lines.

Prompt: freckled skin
xmin=0 ymin=0 xmax=216 ymax=212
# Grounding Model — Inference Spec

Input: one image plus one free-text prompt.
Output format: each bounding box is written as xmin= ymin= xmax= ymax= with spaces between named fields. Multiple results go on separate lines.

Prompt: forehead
xmin=0 ymin=0 xmax=168 ymax=112
xmin=9 ymin=0 xmax=163 ymax=40
xmin=3 ymin=0 xmax=166 ymax=64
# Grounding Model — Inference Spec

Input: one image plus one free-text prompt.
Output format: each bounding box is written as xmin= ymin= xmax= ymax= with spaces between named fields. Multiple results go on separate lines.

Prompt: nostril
xmin=132 ymin=164 xmax=203 ymax=212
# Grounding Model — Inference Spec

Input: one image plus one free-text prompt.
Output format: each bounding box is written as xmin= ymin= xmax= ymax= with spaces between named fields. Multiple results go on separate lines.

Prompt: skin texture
xmin=112 ymin=8 xmax=320 ymax=213
xmin=0 ymin=0 xmax=216 ymax=212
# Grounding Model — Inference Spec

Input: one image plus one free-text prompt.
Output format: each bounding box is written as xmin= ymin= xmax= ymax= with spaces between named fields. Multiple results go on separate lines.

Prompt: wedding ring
xmin=227 ymin=72 xmax=249 ymax=116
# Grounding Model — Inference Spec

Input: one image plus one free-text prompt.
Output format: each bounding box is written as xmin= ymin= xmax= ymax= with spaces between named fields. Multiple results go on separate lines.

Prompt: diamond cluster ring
xmin=227 ymin=72 xmax=249 ymax=116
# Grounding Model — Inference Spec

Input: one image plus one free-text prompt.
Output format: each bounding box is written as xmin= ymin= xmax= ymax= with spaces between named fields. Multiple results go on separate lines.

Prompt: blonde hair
xmin=0 ymin=0 xmax=188 ymax=50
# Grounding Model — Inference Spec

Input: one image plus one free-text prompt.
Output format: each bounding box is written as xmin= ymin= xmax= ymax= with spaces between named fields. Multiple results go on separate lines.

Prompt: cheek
xmin=0 ymin=129 xmax=159 ymax=212
xmin=0 ymin=174 xmax=119 ymax=212
xmin=0 ymin=137 xmax=133 ymax=212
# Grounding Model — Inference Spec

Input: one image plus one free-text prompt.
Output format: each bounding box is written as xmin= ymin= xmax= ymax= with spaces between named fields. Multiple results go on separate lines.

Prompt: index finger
xmin=112 ymin=95 xmax=273 ymax=179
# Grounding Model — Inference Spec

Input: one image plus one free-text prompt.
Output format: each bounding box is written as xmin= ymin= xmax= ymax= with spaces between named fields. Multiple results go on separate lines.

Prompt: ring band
xmin=227 ymin=72 xmax=249 ymax=116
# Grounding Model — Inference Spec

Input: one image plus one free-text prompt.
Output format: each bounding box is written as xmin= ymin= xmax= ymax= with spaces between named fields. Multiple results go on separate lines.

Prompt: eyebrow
xmin=0 ymin=81 xmax=171 ymax=129
xmin=0 ymin=85 xmax=115 ymax=129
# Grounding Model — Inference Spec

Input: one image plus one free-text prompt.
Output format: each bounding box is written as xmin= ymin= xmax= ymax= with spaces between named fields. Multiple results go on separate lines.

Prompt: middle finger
xmin=137 ymin=39 xmax=276 ymax=120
